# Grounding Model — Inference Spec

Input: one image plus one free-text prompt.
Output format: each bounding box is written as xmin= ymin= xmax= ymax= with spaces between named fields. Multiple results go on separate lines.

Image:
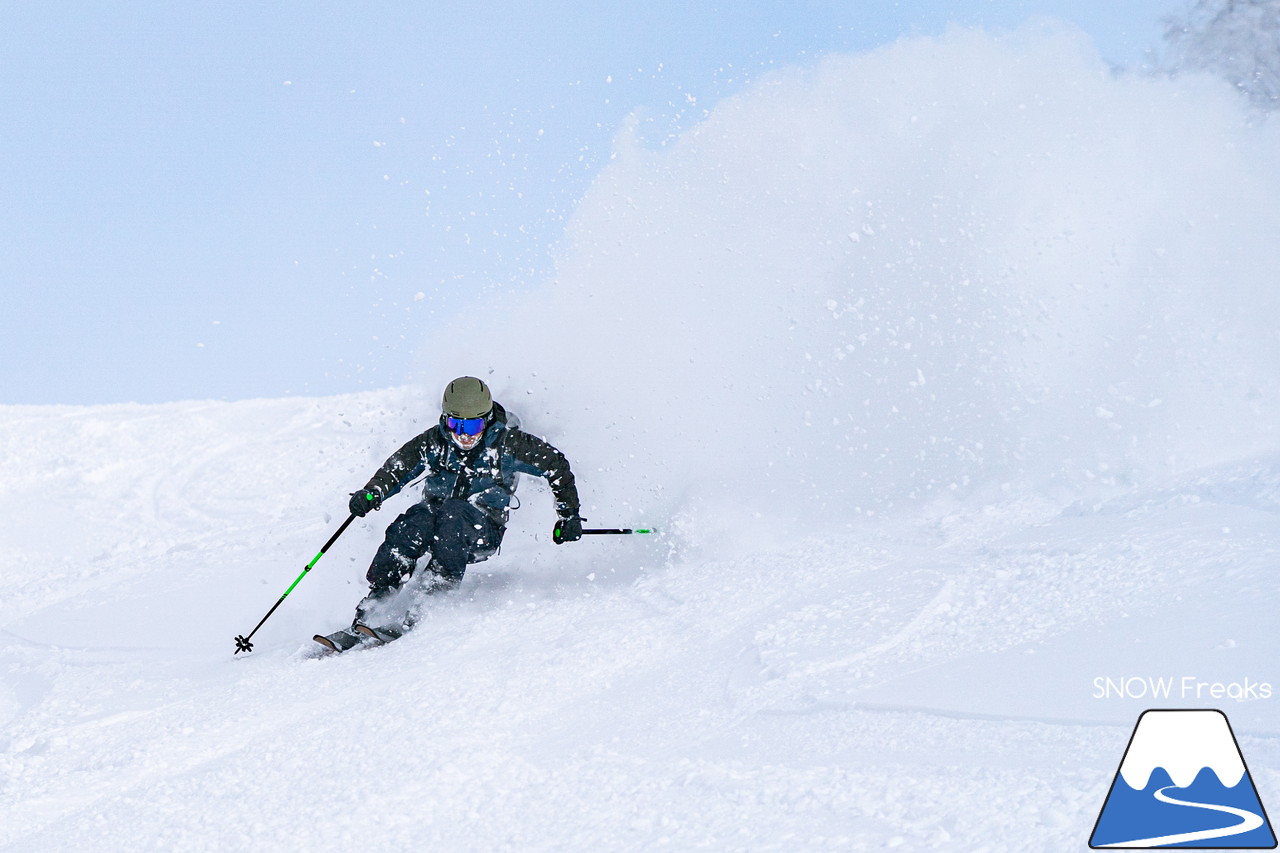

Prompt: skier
xmin=315 ymin=376 xmax=582 ymax=650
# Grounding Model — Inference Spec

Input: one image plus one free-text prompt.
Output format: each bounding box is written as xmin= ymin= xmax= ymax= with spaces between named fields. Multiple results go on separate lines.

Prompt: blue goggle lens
xmin=446 ymin=415 xmax=487 ymax=436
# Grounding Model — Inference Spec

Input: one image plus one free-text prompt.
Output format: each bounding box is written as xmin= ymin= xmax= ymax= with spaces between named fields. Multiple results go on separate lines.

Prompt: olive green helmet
xmin=441 ymin=376 xmax=493 ymax=419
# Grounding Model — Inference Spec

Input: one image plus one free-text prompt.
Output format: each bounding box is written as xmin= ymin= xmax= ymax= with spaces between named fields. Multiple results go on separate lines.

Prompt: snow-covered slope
xmin=4 ymin=23 xmax=1280 ymax=852
xmin=2 ymin=391 xmax=1278 ymax=851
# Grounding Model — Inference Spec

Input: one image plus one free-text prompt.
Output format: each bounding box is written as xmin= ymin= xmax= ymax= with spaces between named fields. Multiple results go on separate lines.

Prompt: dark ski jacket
xmin=359 ymin=402 xmax=579 ymax=525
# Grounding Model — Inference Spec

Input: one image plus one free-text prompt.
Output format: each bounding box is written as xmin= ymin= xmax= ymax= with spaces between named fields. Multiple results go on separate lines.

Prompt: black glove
xmin=349 ymin=489 xmax=383 ymax=517
xmin=553 ymin=514 xmax=583 ymax=545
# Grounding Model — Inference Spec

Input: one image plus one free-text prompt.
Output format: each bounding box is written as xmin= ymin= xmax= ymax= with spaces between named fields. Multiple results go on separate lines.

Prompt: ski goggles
xmin=445 ymin=415 xmax=488 ymax=436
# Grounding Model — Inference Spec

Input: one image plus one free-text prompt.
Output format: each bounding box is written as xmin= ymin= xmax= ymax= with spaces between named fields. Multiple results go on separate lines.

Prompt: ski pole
xmin=582 ymin=528 xmax=656 ymax=535
xmin=234 ymin=513 xmax=358 ymax=654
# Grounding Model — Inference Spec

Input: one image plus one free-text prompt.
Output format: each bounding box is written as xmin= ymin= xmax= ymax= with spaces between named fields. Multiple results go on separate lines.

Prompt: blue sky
xmin=1 ymin=1 xmax=1175 ymax=405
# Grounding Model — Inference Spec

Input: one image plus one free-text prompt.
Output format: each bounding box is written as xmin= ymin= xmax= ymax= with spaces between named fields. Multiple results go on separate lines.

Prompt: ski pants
xmin=366 ymin=498 xmax=504 ymax=593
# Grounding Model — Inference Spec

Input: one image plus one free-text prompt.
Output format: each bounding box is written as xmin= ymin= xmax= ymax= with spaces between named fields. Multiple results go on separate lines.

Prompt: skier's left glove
xmin=553 ymin=514 xmax=583 ymax=545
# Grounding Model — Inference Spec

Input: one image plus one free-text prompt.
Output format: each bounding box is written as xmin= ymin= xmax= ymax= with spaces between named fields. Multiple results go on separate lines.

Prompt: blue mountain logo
xmin=1091 ymin=709 xmax=1276 ymax=848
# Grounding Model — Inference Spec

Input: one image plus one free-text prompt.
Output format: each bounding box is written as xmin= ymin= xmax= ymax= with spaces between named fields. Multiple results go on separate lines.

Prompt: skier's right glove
xmin=348 ymin=489 xmax=383 ymax=517
xmin=553 ymin=514 xmax=583 ymax=544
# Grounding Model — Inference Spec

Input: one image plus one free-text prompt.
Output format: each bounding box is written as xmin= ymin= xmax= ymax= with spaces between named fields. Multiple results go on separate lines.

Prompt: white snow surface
xmin=4 ymin=24 xmax=1280 ymax=852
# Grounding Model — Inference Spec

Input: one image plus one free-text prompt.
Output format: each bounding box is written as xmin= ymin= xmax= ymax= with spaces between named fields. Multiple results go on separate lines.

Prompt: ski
xmin=354 ymin=622 xmax=405 ymax=643
xmin=312 ymin=622 xmax=407 ymax=653
xmin=312 ymin=627 xmax=368 ymax=653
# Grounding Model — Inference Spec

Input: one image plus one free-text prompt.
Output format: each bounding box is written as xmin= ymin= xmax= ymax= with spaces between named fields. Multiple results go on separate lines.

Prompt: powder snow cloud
xmin=426 ymin=23 xmax=1280 ymax=532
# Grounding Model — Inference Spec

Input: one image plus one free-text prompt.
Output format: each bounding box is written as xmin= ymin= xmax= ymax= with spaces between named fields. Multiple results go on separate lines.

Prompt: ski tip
xmin=312 ymin=634 xmax=339 ymax=652
xmin=354 ymin=623 xmax=404 ymax=642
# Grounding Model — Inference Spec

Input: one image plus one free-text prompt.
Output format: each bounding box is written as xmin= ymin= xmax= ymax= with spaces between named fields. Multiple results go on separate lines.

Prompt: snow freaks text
xmin=1092 ymin=677 xmax=1274 ymax=702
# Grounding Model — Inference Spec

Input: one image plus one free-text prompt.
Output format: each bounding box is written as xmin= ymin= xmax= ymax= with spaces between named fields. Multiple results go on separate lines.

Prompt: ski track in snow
xmin=2 ymin=390 xmax=1278 ymax=851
